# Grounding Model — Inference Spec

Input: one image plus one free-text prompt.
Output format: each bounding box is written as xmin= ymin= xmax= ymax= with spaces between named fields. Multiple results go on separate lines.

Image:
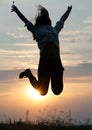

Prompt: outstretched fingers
xmin=68 ymin=5 xmax=72 ymax=11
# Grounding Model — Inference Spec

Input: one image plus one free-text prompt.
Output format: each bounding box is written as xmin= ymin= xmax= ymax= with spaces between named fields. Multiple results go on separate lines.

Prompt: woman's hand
xmin=11 ymin=5 xmax=18 ymax=12
xmin=11 ymin=3 xmax=29 ymax=24
xmin=68 ymin=5 xmax=72 ymax=11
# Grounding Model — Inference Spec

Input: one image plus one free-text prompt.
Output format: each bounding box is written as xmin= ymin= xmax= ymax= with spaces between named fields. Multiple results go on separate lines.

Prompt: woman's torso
xmin=34 ymin=25 xmax=60 ymax=52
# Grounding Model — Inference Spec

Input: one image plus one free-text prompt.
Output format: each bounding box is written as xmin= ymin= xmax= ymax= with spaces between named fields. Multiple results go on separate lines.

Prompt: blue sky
xmin=0 ymin=0 xmax=92 ymax=122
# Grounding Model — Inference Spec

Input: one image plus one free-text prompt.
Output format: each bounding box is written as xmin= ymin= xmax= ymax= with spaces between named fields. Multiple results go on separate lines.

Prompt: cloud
xmin=61 ymin=36 xmax=81 ymax=43
xmin=60 ymin=30 xmax=84 ymax=43
xmin=0 ymin=69 xmax=36 ymax=81
xmin=83 ymin=16 xmax=92 ymax=24
xmin=15 ymin=43 xmax=35 ymax=46
xmin=60 ymin=25 xmax=92 ymax=43
xmin=61 ymin=30 xmax=81 ymax=36
xmin=0 ymin=47 xmax=39 ymax=70
xmin=89 ymin=38 xmax=92 ymax=43
xmin=0 ymin=69 xmax=20 ymax=81
xmin=64 ymin=62 xmax=92 ymax=78
xmin=7 ymin=26 xmax=33 ymax=40
xmin=7 ymin=32 xmax=30 ymax=39
xmin=0 ymin=62 xmax=92 ymax=83
xmin=0 ymin=48 xmax=38 ymax=55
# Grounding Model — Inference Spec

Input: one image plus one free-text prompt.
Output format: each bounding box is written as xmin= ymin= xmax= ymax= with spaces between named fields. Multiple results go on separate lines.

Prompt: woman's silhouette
xmin=11 ymin=3 xmax=72 ymax=96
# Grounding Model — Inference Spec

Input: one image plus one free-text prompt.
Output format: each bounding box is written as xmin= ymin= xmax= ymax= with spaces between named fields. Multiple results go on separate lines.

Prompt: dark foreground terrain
xmin=0 ymin=120 xmax=92 ymax=130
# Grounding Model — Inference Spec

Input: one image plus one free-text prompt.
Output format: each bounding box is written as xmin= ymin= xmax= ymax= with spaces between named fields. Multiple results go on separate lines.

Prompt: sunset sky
xmin=0 ymin=0 xmax=92 ymax=123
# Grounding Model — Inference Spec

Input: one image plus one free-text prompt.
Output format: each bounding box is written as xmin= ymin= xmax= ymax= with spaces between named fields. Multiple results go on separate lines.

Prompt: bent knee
xmin=40 ymin=90 xmax=48 ymax=96
xmin=52 ymin=86 xmax=63 ymax=95
xmin=39 ymin=88 xmax=48 ymax=96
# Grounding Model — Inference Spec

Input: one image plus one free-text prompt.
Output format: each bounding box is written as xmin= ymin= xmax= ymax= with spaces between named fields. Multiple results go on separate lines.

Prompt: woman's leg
xmin=51 ymin=63 xmax=64 ymax=95
xmin=19 ymin=69 xmax=39 ymax=89
xmin=38 ymin=63 xmax=50 ymax=95
xmin=19 ymin=63 xmax=50 ymax=96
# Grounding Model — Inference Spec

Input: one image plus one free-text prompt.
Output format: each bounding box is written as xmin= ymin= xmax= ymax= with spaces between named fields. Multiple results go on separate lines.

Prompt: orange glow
xmin=25 ymin=86 xmax=45 ymax=100
xmin=21 ymin=84 xmax=56 ymax=105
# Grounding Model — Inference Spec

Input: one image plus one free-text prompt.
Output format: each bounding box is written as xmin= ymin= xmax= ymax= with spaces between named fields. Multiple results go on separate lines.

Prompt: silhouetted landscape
xmin=0 ymin=110 xmax=92 ymax=130
xmin=0 ymin=119 xmax=92 ymax=130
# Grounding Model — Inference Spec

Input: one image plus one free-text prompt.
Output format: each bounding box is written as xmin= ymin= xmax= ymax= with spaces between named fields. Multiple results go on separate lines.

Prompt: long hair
xmin=35 ymin=5 xmax=52 ymax=27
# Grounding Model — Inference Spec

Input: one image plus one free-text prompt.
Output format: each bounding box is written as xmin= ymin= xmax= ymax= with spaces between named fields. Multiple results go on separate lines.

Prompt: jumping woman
xmin=11 ymin=3 xmax=72 ymax=96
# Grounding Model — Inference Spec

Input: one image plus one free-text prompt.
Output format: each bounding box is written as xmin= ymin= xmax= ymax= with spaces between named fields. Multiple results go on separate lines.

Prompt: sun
xmin=25 ymin=86 xmax=43 ymax=100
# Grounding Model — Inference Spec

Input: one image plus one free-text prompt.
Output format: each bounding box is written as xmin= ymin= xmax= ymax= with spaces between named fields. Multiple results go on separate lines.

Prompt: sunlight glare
xmin=25 ymin=86 xmax=43 ymax=100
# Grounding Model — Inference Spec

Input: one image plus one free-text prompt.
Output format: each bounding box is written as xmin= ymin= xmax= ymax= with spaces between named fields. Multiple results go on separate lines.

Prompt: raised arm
xmin=11 ymin=4 xmax=35 ymax=33
xmin=11 ymin=5 xmax=29 ymax=23
xmin=60 ymin=6 xmax=72 ymax=22
xmin=54 ymin=6 xmax=72 ymax=33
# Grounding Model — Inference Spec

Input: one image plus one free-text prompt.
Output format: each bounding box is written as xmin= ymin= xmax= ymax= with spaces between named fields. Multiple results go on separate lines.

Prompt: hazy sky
xmin=0 ymin=0 xmax=92 ymax=123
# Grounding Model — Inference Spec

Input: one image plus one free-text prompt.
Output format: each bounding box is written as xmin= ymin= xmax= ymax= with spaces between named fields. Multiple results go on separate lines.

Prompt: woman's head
xmin=35 ymin=5 xmax=52 ymax=27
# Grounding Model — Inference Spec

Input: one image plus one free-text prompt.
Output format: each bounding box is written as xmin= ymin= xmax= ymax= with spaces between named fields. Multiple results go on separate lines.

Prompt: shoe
xmin=19 ymin=69 xmax=31 ymax=79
